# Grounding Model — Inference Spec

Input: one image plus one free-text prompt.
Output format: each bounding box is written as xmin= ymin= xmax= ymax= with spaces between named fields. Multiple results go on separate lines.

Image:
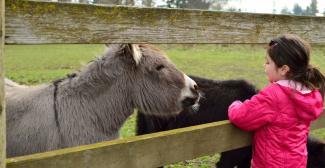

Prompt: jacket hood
xmin=276 ymin=80 xmax=324 ymax=121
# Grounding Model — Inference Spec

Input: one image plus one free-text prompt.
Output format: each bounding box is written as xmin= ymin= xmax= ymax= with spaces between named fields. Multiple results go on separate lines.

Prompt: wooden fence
xmin=1 ymin=0 xmax=325 ymax=167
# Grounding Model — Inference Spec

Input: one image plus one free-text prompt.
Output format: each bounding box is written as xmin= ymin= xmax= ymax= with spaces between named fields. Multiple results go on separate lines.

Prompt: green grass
xmin=5 ymin=44 xmax=104 ymax=84
xmin=4 ymin=44 xmax=325 ymax=167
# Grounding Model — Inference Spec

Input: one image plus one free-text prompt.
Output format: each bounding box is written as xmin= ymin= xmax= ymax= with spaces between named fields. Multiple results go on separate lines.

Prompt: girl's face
xmin=264 ymin=53 xmax=289 ymax=82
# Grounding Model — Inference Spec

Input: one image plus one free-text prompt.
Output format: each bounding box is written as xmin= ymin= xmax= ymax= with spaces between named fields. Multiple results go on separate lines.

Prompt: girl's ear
xmin=280 ymin=65 xmax=290 ymax=76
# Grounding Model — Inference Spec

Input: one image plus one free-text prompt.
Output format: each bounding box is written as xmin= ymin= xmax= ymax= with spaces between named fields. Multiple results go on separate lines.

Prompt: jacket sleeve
xmin=228 ymin=85 xmax=277 ymax=131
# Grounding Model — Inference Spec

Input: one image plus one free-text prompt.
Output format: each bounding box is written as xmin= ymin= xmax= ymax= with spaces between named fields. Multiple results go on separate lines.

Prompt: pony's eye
xmin=156 ymin=65 xmax=165 ymax=71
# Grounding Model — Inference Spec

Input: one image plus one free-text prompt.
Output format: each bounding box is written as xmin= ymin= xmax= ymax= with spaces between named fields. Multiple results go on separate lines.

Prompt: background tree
xmin=185 ymin=0 xmax=212 ymax=9
xmin=280 ymin=7 xmax=292 ymax=15
xmin=79 ymin=0 xmax=90 ymax=3
xmin=293 ymin=3 xmax=303 ymax=15
xmin=226 ymin=7 xmax=241 ymax=12
xmin=57 ymin=0 xmax=73 ymax=2
xmin=142 ymin=0 xmax=154 ymax=7
xmin=210 ymin=0 xmax=228 ymax=10
xmin=302 ymin=0 xmax=318 ymax=16
xmin=303 ymin=6 xmax=312 ymax=15
xmin=93 ymin=0 xmax=121 ymax=5
xmin=165 ymin=0 xmax=187 ymax=8
xmin=164 ymin=0 xmax=228 ymax=10
xmin=310 ymin=0 xmax=318 ymax=15
xmin=93 ymin=0 xmax=134 ymax=5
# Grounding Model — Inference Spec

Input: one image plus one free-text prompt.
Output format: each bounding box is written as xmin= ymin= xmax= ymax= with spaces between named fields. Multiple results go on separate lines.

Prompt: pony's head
xmin=102 ymin=44 xmax=199 ymax=116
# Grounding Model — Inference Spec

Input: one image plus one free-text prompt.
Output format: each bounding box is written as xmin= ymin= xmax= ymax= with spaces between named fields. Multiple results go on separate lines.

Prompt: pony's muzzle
xmin=182 ymin=97 xmax=197 ymax=107
xmin=179 ymin=74 xmax=200 ymax=110
xmin=181 ymin=88 xmax=200 ymax=108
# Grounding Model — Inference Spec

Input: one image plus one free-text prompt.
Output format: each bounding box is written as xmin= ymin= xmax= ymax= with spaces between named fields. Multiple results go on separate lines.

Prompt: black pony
xmin=136 ymin=75 xmax=325 ymax=168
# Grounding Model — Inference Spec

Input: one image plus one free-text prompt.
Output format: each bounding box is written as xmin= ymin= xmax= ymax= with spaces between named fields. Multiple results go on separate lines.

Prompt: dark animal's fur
xmin=136 ymin=75 xmax=325 ymax=168
xmin=137 ymin=76 xmax=257 ymax=134
xmin=307 ymin=136 xmax=325 ymax=168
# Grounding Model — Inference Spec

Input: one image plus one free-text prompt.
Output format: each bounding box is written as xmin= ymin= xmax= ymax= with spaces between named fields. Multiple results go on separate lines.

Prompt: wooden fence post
xmin=0 ymin=0 xmax=5 ymax=167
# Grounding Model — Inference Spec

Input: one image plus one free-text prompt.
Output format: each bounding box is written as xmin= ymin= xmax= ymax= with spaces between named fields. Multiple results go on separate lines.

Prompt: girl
xmin=228 ymin=34 xmax=325 ymax=168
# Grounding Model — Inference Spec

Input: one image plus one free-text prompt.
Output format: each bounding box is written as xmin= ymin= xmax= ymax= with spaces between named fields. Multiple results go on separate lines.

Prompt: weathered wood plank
xmin=6 ymin=121 xmax=250 ymax=168
xmin=0 ymin=0 xmax=5 ymax=167
xmin=6 ymin=112 xmax=325 ymax=168
xmin=5 ymin=0 xmax=325 ymax=44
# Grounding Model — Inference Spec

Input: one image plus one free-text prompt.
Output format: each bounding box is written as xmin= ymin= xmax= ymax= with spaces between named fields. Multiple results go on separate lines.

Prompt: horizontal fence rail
xmin=6 ymin=111 xmax=325 ymax=168
xmin=5 ymin=0 xmax=325 ymax=44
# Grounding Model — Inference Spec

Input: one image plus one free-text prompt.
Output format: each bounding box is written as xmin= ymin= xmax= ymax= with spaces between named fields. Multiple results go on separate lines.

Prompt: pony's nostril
xmin=182 ymin=97 xmax=197 ymax=107
xmin=193 ymin=84 xmax=198 ymax=90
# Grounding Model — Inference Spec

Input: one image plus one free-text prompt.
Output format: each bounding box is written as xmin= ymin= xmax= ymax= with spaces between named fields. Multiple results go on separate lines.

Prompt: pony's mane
xmin=51 ymin=50 xmax=105 ymax=85
xmin=139 ymin=44 xmax=167 ymax=56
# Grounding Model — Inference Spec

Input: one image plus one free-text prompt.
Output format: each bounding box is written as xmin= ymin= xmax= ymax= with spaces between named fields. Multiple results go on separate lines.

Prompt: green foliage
xmin=312 ymin=128 xmax=325 ymax=140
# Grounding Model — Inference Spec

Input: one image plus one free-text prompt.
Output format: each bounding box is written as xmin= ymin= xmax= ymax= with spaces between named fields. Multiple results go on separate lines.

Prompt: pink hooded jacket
xmin=228 ymin=80 xmax=324 ymax=168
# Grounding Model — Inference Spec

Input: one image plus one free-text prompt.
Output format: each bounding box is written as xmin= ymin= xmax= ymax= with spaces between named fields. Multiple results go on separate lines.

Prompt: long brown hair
xmin=267 ymin=34 xmax=325 ymax=98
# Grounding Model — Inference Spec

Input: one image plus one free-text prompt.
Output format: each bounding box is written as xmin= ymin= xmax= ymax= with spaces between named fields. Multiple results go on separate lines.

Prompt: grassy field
xmin=5 ymin=44 xmax=325 ymax=167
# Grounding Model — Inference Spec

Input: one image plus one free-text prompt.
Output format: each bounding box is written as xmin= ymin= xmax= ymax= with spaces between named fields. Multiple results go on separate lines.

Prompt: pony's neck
xmin=56 ymin=59 xmax=135 ymax=142
xmin=59 ymin=57 xmax=123 ymax=97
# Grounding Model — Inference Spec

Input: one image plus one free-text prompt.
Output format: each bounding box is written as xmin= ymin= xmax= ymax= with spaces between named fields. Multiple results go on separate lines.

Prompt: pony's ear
xmin=121 ymin=44 xmax=142 ymax=65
